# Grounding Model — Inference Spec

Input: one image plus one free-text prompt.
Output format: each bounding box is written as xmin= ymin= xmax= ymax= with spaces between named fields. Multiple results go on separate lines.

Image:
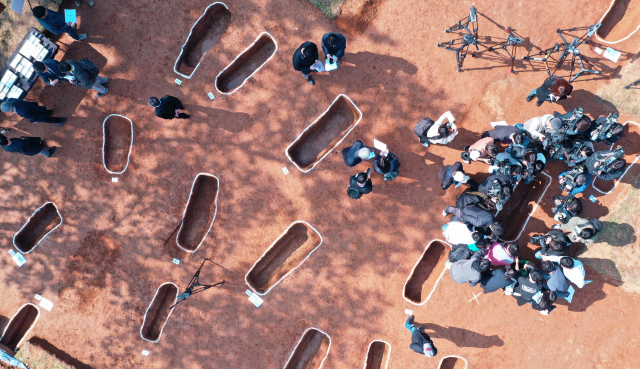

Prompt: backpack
xmin=69 ymin=59 xmax=99 ymax=87
xmin=414 ymin=117 xmax=437 ymax=145
xmin=589 ymin=219 xmax=603 ymax=233
xmin=347 ymin=187 xmax=362 ymax=200
xmin=449 ymin=244 xmax=472 ymax=262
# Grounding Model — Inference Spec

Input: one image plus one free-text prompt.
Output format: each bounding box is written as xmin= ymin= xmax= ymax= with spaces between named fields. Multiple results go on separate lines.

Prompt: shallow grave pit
xmin=102 ymin=114 xmax=133 ymax=175
xmin=403 ymin=240 xmax=449 ymax=305
xmin=140 ymin=283 xmax=179 ymax=343
xmin=176 ymin=173 xmax=219 ymax=253
xmin=0 ymin=303 xmax=40 ymax=352
xmin=13 ymin=202 xmax=62 ymax=254
xmin=174 ymin=2 xmax=231 ymax=78
xmin=283 ymin=328 xmax=331 ymax=369
xmin=439 ymin=356 xmax=468 ymax=369
xmin=363 ymin=340 xmax=391 ymax=369
xmin=496 ymin=173 xmax=551 ymax=241
xmin=246 ymin=221 xmax=322 ymax=295
xmin=215 ymin=32 xmax=277 ymax=94
xmin=596 ymin=0 xmax=640 ymax=43
xmin=286 ymin=94 xmax=362 ymax=172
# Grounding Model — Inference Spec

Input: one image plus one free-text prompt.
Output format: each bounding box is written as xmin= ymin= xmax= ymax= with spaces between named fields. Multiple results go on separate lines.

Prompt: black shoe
xmin=307 ymin=77 xmax=315 ymax=85
xmin=56 ymin=118 xmax=66 ymax=126
xmin=406 ymin=315 xmax=414 ymax=325
xmin=47 ymin=147 xmax=56 ymax=157
xmin=536 ymin=101 xmax=543 ymax=107
xmin=526 ymin=94 xmax=534 ymax=102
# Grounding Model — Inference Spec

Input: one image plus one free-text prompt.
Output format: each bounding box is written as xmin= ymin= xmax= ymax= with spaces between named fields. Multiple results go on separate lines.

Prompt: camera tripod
xmin=624 ymin=78 xmax=640 ymax=90
xmin=523 ymin=24 xmax=602 ymax=81
xmin=437 ymin=7 xmax=521 ymax=73
xmin=169 ymin=258 xmax=225 ymax=310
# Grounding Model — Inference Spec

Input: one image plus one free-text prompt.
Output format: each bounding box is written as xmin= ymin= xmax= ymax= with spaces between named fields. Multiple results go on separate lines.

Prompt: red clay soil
xmin=404 ymin=241 xmax=448 ymax=304
xmin=284 ymin=329 xmax=330 ymax=369
xmin=0 ymin=305 xmax=38 ymax=352
xmin=140 ymin=283 xmax=178 ymax=342
xmin=13 ymin=203 xmax=61 ymax=254
xmin=247 ymin=222 xmax=322 ymax=294
xmin=103 ymin=115 xmax=132 ymax=173
xmin=496 ymin=174 xmax=551 ymax=241
xmin=364 ymin=341 xmax=390 ymax=369
xmin=176 ymin=175 xmax=218 ymax=251
xmin=287 ymin=95 xmax=359 ymax=170
xmin=597 ymin=0 xmax=640 ymax=41
xmin=2 ymin=0 xmax=640 ymax=368
xmin=439 ymin=356 xmax=466 ymax=369
xmin=216 ymin=33 xmax=277 ymax=93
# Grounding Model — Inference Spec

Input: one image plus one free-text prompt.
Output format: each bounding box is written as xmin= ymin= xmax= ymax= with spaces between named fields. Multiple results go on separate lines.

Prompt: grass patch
xmin=597 ymin=61 xmax=640 ymax=118
xmin=309 ymin=0 xmax=344 ymax=18
xmin=13 ymin=342 xmax=74 ymax=369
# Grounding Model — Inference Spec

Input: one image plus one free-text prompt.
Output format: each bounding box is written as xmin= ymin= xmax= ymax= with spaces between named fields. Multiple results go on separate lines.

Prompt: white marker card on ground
xmin=491 ymin=121 xmax=508 ymax=127
xmin=172 ymin=258 xmax=180 ymax=265
xmin=34 ymin=294 xmax=42 ymax=301
xmin=282 ymin=167 xmax=289 ymax=175
xmin=111 ymin=177 xmax=118 ymax=182
xmin=8 ymin=250 xmax=26 ymax=267
xmin=373 ymin=139 xmax=387 ymax=152
xmin=245 ymin=290 xmax=263 ymax=307
xmin=603 ymin=48 xmax=621 ymax=62
xmin=142 ymin=350 xmax=149 ymax=356
xmin=594 ymin=47 xmax=603 ymax=54
xmin=208 ymin=92 xmax=215 ymax=100
xmin=589 ymin=195 xmax=597 ymax=202
xmin=404 ymin=309 xmax=413 ymax=315
xmin=174 ymin=78 xmax=182 ymax=85
xmin=39 ymin=298 xmax=54 ymax=311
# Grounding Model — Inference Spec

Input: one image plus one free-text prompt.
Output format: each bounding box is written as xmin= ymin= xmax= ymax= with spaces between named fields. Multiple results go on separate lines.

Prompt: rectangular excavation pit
xmin=102 ymin=114 xmax=133 ymax=175
xmin=439 ymin=356 xmax=468 ymax=369
xmin=140 ymin=282 xmax=179 ymax=343
xmin=13 ymin=202 xmax=63 ymax=254
xmin=0 ymin=304 xmax=40 ymax=352
xmin=283 ymin=328 xmax=331 ymax=369
xmin=403 ymin=240 xmax=450 ymax=305
xmin=363 ymin=340 xmax=391 ymax=369
xmin=215 ymin=32 xmax=277 ymax=94
xmin=245 ymin=221 xmax=322 ymax=295
xmin=495 ymin=172 xmax=551 ymax=241
xmin=176 ymin=173 xmax=219 ymax=253
xmin=286 ymin=94 xmax=362 ymax=172
xmin=596 ymin=0 xmax=640 ymax=43
xmin=174 ymin=2 xmax=231 ymax=79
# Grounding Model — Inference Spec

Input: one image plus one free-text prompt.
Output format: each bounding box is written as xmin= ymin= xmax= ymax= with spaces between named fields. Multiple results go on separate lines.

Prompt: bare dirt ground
xmin=2 ymin=0 xmax=640 ymax=368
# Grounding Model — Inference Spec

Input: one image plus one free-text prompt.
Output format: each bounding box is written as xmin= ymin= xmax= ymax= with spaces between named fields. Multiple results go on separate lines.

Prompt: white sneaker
xmin=504 ymin=287 xmax=513 ymax=295
xmin=540 ymin=309 xmax=549 ymax=315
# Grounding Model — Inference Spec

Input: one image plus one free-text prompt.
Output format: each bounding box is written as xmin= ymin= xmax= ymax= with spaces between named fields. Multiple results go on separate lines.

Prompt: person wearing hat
xmin=438 ymin=161 xmax=477 ymax=190
xmin=521 ymin=114 xmax=562 ymax=143
xmin=526 ymin=76 xmax=573 ymax=107
xmin=292 ymin=41 xmax=321 ymax=85
xmin=0 ymin=134 xmax=56 ymax=158
xmin=1 ymin=99 xmax=66 ymax=126
xmin=31 ymin=6 xmax=87 ymax=41
xmin=342 ymin=140 xmax=374 ymax=167
xmin=404 ymin=315 xmax=438 ymax=358
xmin=346 ymin=169 xmax=372 ymax=200
xmin=321 ymin=32 xmax=346 ymax=64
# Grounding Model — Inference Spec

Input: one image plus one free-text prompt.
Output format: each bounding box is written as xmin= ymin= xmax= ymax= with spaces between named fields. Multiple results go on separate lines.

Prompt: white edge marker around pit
xmin=362 ymin=340 xmax=391 ymax=369
xmin=285 ymin=94 xmax=363 ymax=173
xmin=215 ymin=31 xmax=278 ymax=95
xmin=592 ymin=121 xmax=640 ymax=194
xmin=595 ymin=1 xmax=640 ymax=44
xmin=173 ymin=2 xmax=229 ymax=79
xmin=282 ymin=327 xmax=331 ymax=369
xmin=102 ymin=114 xmax=133 ymax=175
xmin=438 ymin=355 xmax=469 ymax=369
xmin=140 ymin=282 xmax=179 ymax=343
xmin=402 ymin=239 xmax=452 ymax=306
xmin=494 ymin=171 xmax=553 ymax=242
xmin=175 ymin=172 xmax=220 ymax=253
xmin=142 ymin=350 xmax=149 ymax=356
xmin=13 ymin=202 xmax=63 ymax=254
xmin=0 ymin=303 xmax=40 ymax=351
xmin=244 ymin=221 xmax=322 ymax=296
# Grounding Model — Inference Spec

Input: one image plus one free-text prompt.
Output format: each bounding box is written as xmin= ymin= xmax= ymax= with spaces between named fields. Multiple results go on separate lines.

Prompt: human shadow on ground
xmin=186 ymin=105 xmax=252 ymax=133
xmin=553 ymin=267 xmax=623 ymax=312
xmin=557 ymin=89 xmax=620 ymax=118
xmin=28 ymin=337 xmax=93 ymax=369
xmin=415 ymin=322 xmax=505 ymax=348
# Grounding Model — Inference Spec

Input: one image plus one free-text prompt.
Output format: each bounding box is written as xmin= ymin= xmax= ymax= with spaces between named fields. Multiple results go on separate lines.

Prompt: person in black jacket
xmin=347 ymin=169 xmax=372 ymax=200
xmin=373 ymin=151 xmax=400 ymax=181
xmin=585 ymin=150 xmax=626 ymax=181
xmin=148 ymin=96 xmax=190 ymax=120
xmin=438 ymin=162 xmax=476 ymax=190
xmin=526 ymin=76 xmax=573 ymax=107
xmin=0 ymin=99 xmax=66 ymax=126
xmin=58 ymin=59 xmax=109 ymax=97
xmin=341 ymin=140 xmax=374 ymax=167
xmin=33 ymin=60 xmax=67 ymax=86
xmin=0 ymin=134 xmax=56 ymax=157
xmin=531 ymin=291 xmax=557 ymax=315
xmin=552 ymin=195 xmax=582 ymax=224
xmin=292 ymin=41 xmax=321 ymax=85
xmin=405 ymin=315 xmax=437 ymax=358
xmin=321 ymin=32 xmax=346 ymax=64
xmin=532 ymin=230 xmax=571 ymax=259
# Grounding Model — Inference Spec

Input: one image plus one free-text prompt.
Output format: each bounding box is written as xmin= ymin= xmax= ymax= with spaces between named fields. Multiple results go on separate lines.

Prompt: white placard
xmin=491 ymin=121 xmax=508 ymax=127
xmin=111 ymin=177 xmax=119 ymax=182
xmin=282 ymin=167 xmax=289 ymax=175
xmin=208 ymin=92 xmax=215 ymax=100
xmin=141 ymin=350 xmax=149 ymax=356
xmin=404 ymin=309 xmax=413 ymax=315
xmin=594 ymin=47 xmax=603 ymax=55
xmin=8 ymin=250 xmax=26 ymax=267
xmin=34 ymin=294 xmax=42 ymax=301
xmin=172 ymin=258 xmax=180 ymax=265
xmin=373 ymin=139 xmax=387 ymax=152
xmin=174 ymin=78 xmax=182 ymax=85
xmin=39 ymin=298 xmax=54 ymax=311
xmin=603 ymin=47 xmax=621 ymax=63
xmin=246 ymin=290 xmax=263 ymax=307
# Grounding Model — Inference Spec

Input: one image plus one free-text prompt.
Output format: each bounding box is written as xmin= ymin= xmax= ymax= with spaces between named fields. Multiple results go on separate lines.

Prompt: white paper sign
xmin=282 ymin=167 xmax=289 ymax=175
xmin=34 ymin=294 xmax=42 ymax=301
xmin=324 ymin=59 xmax=338 ymax=72
xmin=39 ymin=298 xmax=54 ymax=311
xmin=373 ymin=139 xmax=387 ymax=152
xmin=404 ymin=309 xmax=413 ymax=315
xmin=64 ymin=9 xmax=77 ymax=24
xmin=594 ymin=47 xmax=603 ymax=55
xmin=603 ymin=47 xmax=621 ymax=63
xmin=174 ymin=78 xmax=182 ymax=85
xmin=208 ymin=92 xmax=215 ymax=100
xmin=246 ymin=290 xmax=263 ymax=307
xmin=172 ymin=258 xmax=180 ymax=265
xmin=141 ymin=350 xmax=149 ymax=356
xmin=8 ymin=250 xmax=26 ymax=267
xmin=111 ymin=177 xmax=119 ymax=183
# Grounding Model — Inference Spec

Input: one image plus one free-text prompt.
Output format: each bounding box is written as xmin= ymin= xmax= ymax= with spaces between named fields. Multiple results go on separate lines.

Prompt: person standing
xmin=341 ymin=140 xmax=374 ymax=167
xmin=404 ymin=315 xmax=438 ymax=358
xmin=32 ymin=6 xmax=87 ymax=41
xmin=148 ymin=96 xmax=190 ymax=120
xmin=321 ymin=32 xmax=346 ymax=64
xmin=526 ymin=76 xmax=573 ymax=107
xmin=347 ymin=169 xmax=372 ymax=200
xmin=373 ymin=149 xmax=400 ymax=181
xmin=58 ymin=59 xmax=109 ymax=97
xmin=0 ymin=99 xmax=66 ymax=126
xmin=292 ymin=41 xmax=321 ymax=85
xmin=33 ymin=60 xmax=67 ymax=86
xmin=0 ymin=134 xmax=56 ymax=158
xmin=541 ymin=261 xmax=570 ymax=298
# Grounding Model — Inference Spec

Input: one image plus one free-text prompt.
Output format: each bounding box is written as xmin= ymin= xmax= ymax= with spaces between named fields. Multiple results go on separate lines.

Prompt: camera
xmin=555 ymin=107 xmax=584 ymax=134
xmin=552 ymin=199 xmax=571 ymax=221
xmin=529 ymin=234 xmax=546 ymax=245
xmin=559 ymin=165 xmax=586 ymax=192
xmin=600 ymin=145 xmax=625 ymax=173
xmin=590 ymin=113 xmax=619 ymax=142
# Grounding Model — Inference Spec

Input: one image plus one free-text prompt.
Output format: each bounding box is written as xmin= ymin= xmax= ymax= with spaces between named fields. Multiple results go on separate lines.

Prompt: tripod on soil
xmin=169 ymin=258 xmax=225 ymax=309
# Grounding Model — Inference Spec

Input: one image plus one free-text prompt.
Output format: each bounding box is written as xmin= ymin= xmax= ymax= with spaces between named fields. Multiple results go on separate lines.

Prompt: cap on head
xmin=1 ymin=101 xmax=14 ymax=113
xmin=550 ymin=118 xmax=563 ymax=130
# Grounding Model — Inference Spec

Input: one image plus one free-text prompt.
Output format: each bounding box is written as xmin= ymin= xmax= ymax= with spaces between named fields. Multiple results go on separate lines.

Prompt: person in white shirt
xmin=425 ymin=111 xmax=458 ymax=145
xmin=442 ymin=221 xmax=476 ymax=245
xmin=520 ymin=114 xmax=562 ymax=143
xmin=541 ymin=255 xmax=591 ymax=288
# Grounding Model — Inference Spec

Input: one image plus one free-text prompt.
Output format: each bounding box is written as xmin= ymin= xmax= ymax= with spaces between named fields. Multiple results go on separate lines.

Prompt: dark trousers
xmin=176 ymin=113 xmax=189 ymax=119
xmin=36 ymin=110 xmax=65 ymax=124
